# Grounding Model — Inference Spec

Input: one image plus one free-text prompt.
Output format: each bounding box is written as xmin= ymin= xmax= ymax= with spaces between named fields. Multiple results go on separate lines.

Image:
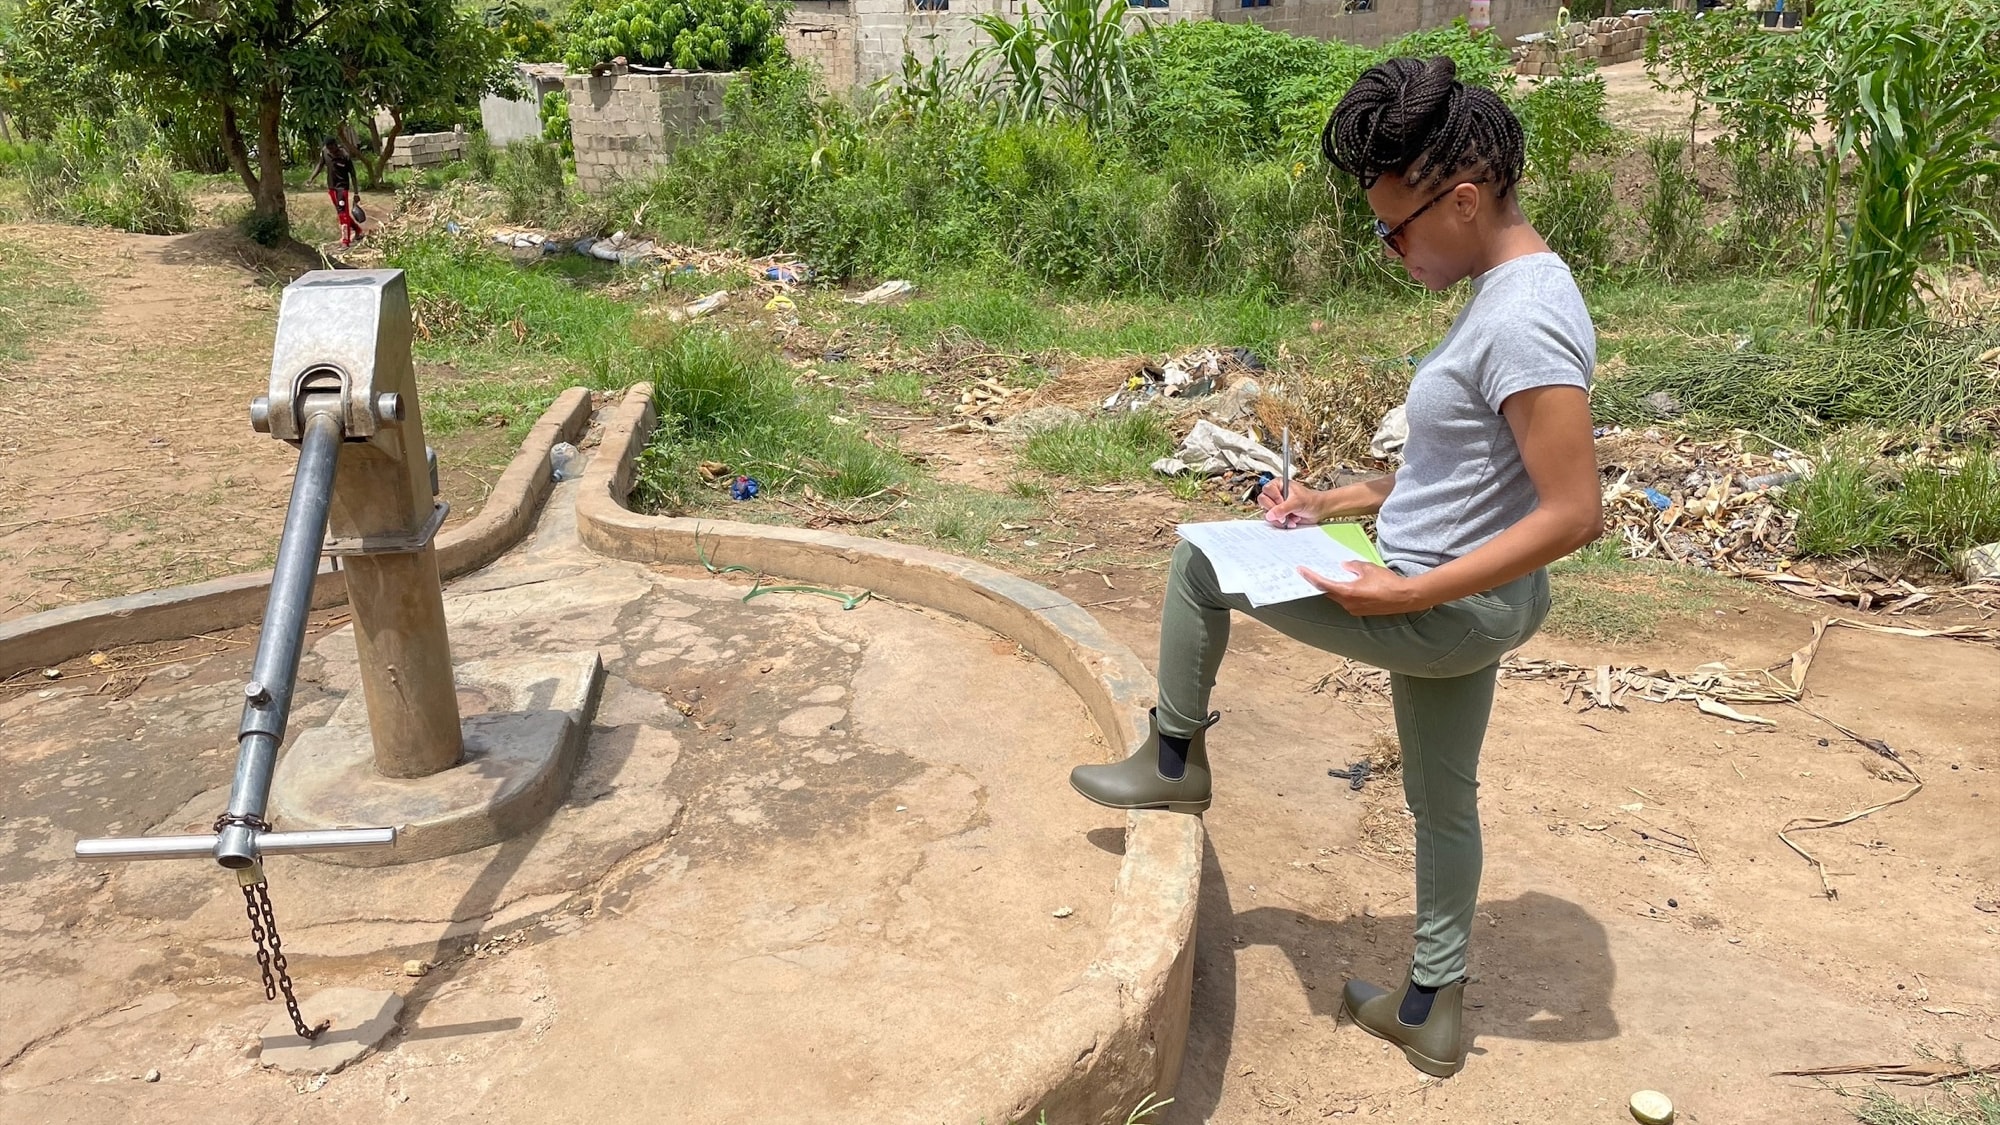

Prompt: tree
xmin=23 ymin=0 xmax=510 ymax=234
xmin=303 ymin=0 xmax=515 ymax=189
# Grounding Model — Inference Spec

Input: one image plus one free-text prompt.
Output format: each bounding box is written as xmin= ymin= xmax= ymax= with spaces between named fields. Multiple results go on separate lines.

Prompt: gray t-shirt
xmin=1377 ymin=251 xmax=1596 ymax=574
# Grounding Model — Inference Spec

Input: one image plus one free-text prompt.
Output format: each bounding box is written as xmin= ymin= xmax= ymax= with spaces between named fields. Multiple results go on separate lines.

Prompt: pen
xmin=1280 ymin=426 xmax=1291 ymax=503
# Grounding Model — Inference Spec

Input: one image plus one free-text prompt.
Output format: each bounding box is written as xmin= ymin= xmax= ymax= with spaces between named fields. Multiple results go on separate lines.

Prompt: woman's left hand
xmin=1299 ymin=562 xmax=1430 ymax=616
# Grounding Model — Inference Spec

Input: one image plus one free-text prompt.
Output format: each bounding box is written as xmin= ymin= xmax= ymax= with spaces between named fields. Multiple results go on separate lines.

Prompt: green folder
xmin=1321 ymin=521 xmax=1385 ymax=567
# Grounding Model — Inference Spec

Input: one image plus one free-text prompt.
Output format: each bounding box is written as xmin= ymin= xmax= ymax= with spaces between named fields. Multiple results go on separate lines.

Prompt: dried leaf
xmin=1696 ymin=697 xmax=1776 ymax=726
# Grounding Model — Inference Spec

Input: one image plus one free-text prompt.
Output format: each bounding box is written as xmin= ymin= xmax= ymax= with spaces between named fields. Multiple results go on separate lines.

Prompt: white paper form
xmin=1176 ymin=520 xmax=1378 ymax=608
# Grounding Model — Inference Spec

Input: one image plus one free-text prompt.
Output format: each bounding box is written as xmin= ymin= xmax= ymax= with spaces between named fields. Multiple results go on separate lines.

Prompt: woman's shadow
xmin=1158 ymin=833 xmax=1620 ymax=1123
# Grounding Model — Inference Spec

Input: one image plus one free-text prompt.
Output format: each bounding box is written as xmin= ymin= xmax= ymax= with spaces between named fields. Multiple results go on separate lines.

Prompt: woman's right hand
xmin=1257 ymin=480 xmax=1324 ymax=528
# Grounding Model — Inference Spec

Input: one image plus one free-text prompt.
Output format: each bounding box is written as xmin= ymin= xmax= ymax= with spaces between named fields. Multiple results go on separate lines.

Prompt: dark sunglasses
xmin=1373 ymin=178 xmax=1485 ymax=256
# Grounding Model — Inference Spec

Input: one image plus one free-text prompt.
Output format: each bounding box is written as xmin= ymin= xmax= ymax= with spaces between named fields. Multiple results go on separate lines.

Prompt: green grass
xmin=869 ymin=368 xmax=930 ymax=406
xmin=0 ymin=239 xmax=94 ymax=367
xmin=1006 ymin=477 xmax=1054 ymax=502
xmin=631 ymin=328 xmax=911 ymax=508
xmin=1788 ymin=441 xmax=2000 ymax=565
xmin=1544 ymin=537 xmax=1724 ymax=643
xmin=838 ymin=275 xmax=1313 ymax=359
xmin=1594 ymin=322 xmax=2000 ymax=443
xmin=1587 ymin=274 xmax=1812 ymax=369
xmin=384 ymin=232 xmax=635 ymax=437
xmin=905 ymin=484 xmax=1041 ymax=550
xmin=1022 ymin=413 xmax=1174 ymax=484
xmin=1851 ymin=1075 xmax=2000 ymax=1125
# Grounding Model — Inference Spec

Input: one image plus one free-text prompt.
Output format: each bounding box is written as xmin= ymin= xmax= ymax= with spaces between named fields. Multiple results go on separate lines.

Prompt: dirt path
xmin=0 ymin=211 xmax=503 ymax=624
xmin=872 ymin=406 xmax=2000 ymax=1123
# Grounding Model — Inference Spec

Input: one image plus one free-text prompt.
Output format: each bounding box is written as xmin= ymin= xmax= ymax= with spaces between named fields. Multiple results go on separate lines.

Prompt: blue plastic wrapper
xmin=729 ymin=476 xmax=762 ymax=501
xmin=1643 ymin=487 xmax=1672 ymax=510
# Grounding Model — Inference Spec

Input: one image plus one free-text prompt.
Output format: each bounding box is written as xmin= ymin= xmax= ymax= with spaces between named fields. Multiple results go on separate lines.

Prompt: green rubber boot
xmin=1068 ymin=708 xmax=1220 ymax=815
xmin=1341 ymin=973 xmax=1468 ymax=1078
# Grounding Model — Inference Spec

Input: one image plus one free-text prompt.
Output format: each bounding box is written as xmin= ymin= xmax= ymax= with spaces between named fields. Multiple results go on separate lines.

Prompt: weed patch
xmin=1850 ymin=1074 xmax=2000 ymax=1125
xmin=1546 ymin=538 xmax=1721 ymax=643
xmin=0 ymin=238 xmax=94 ymax=365
xmin=1022 ymin=413 xmax=1173 ymax=483
xmin=1594 ymin=324 xmax=2000 ymax=442
xmin=631 ymin=328 xmax=911 ymax=510
xmin=1788 ymin=440 xmax=2000 ymax=565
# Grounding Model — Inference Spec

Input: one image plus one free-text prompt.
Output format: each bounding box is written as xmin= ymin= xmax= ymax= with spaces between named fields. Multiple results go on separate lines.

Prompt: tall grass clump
xmin=1790 ymin=441 xmax=2000 ymax=566
xmin=465 ymin=130 xmax=497 ymax=179
xmin=631 ymin=328 xmax=909 ymax=508
xmin=496 ymin=137 xmax=569 ymax=222
xmin=1594 ymin=325 xmax=2000 ymax=443
xmin=22 ymin=116 xmax=194 ymax=234
xmin=1807 ymin=0 xmax=2000 ymax=330
xmin=1022 ymin=412 xmax=1173 ymax=482
xmin=1641 ymin=131 xmax=1706 ymax=280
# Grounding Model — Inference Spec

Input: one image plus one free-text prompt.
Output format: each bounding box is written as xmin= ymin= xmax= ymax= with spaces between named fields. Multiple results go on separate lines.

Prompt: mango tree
xmin=24 ymin=0 xmax=509 ymax=234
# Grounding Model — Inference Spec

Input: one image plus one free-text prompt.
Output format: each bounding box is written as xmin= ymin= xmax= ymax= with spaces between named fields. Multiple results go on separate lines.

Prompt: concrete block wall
xmin=1217 ymin=0 xmax=1564 ymax=49
xmin=786 ymin=1 xmax=861 ymax=92
xmin=564 ymin=71 xmax=735 ymax=195
xmin=388 ymin=127 xmax=468 ymax=170
xmin=825 ymin=0 xmax=1570 ymax=92
xmin=1514 ymin=10 xmax=1653 ymax=77
xmin=482 ymin=64 xmax=570 ymax=147
xmin=856 ymin=0 xmax=996 ymax=90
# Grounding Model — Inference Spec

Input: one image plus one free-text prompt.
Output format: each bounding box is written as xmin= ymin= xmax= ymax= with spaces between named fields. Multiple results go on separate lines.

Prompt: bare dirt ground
xmin=861 ymin=398 xmax=2000 ymax=1124
xmin=0 ymin=201 xmax=511 ymax=623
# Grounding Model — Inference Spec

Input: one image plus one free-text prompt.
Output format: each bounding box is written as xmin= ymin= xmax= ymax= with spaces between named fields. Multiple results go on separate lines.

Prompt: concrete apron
xmin=0 ymin=460 xmax=1151 ymax=1118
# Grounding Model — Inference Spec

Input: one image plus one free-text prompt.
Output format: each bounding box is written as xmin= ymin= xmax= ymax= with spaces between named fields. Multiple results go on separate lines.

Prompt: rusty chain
xmin=216 ymin=813 xmax=325 ymax=1041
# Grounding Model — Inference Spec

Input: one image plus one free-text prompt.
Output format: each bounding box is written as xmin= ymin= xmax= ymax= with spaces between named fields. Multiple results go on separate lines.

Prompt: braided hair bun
xmin=1321 ymin=56 xmax=1525 ymax=199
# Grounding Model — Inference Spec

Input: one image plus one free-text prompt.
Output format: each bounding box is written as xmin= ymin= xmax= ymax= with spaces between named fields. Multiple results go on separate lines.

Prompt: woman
xmin=1070 ymin=56 xmax=1603 ymax=1078
xmin=309 ymin=137 xmax=364 ymax=248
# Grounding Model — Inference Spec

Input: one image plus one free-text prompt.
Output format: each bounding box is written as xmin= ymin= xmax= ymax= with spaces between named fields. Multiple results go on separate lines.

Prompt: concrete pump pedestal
xmin=269 ymin=652 xmax=606 ymax=866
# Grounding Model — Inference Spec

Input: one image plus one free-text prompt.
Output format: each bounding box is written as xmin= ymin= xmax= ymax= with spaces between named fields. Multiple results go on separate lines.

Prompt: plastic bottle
xmin=550 ymin=442 xmax=579 ymax=482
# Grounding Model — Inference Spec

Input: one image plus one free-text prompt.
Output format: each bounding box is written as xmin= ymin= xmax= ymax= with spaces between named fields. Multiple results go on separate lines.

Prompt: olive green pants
xmin=1158 ymin=540 xmax=1550 ymax=987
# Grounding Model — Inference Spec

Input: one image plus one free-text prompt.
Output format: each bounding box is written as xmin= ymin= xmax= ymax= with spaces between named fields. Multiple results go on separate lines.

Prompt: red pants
xmin=328 ymin=188 xmax=361 ymax=243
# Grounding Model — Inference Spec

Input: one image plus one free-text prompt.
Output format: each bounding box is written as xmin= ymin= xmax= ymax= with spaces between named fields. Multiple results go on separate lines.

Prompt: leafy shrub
xmin=496 ymin=137 xmax=568 ymax=221
xmin=560 ymin=0 xmax=781 ymax=72
xmin=1124 ymin=19 xmax=1509 ymax=162
xmin=1515 ymin=75 xmax=1615 ymax=273
xmin=22 ymin=116 xmax=194 ymax=234
xmin=1717 ymin=140 xmax=1818 ymax=267
xmin=1641 ymin=131 xmax=1706 ymax=279
xmin=240 ymin=208 xmax=291 ymax=247
xmin=489 ymin=0 xmax=560 ymax=60
xmin=465 ymin=130 xmax=498 ymax=178
xmin=539 ymin=89 xmax=572 ymax=157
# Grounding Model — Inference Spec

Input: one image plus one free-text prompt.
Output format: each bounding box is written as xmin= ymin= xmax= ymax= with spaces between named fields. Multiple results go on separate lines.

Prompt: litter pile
xmin=953 ymin=378 xmax=1026 ymax=423
xmin=1594 ymin=427 xmax=1813 ymax=573
xmin=483 ymin=225 xmax=814 ymax=284
xmin=1100 ymin=347 xmax=1264 ymax=412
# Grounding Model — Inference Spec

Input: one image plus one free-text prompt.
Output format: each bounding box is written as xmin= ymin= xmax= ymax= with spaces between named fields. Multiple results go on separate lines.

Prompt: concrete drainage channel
xmin=1 ymin=284 xmax=1200 ymax=1122
xmin=576 ymin=384 xmax=1205 ymax=1125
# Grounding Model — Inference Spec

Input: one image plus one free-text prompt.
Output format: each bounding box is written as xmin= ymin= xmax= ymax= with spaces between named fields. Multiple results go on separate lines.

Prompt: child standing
xmin=309 ymin=137 xmax=363 ymax=248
